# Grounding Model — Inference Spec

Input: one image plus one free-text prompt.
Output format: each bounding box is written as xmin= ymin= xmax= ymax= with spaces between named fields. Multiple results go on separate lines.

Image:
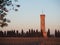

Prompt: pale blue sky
xmin=1 ymin=0 xmax=60 ymax=34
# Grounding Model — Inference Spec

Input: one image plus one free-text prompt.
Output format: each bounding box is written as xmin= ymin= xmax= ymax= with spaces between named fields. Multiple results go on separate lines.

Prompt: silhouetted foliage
xmin=55 ymin=29 xmax=60 ymax=37
xmin=7 ymin=30 xmax=15 ymax=37
xmin=0 ymin=29 xmax=60 ymax=38
xmin=21 ymin=29 xmax=25 ymax=37
xmin=0 ymin=29 xmax=42 ymax=37
xmin=16 ymin=30 xmax=19 ymax=36
xmin=0 ymin=0 xmax=20 ymax=27
xmin=3 ymin=31 xmax=6 ymax=37
xmin=41 ymin=29 xmax=43 ymax=37
xmin=0 ymin=31 xmax=3 ymax=37
xmin=55 ymin=29 xmax=58 ymax=37
xmin=57 ymin=30 xmax=60 ymax=37
xmin=47 ymin=28 xmax=50 ymax=37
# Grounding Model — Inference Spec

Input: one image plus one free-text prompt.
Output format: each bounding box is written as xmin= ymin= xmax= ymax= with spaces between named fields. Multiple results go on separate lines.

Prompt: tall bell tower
xmin=40 ymin=13 xmax=47 ymax=38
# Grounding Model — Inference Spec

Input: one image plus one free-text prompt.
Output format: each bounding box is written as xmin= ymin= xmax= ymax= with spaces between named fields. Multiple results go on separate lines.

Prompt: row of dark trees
xmin=0 ymin=29 xmax=42 ymax=37
xmin=55 ymin=30 xmax=60 ymax=37
xmin=0 ymin=29 xmax=60 ymax=37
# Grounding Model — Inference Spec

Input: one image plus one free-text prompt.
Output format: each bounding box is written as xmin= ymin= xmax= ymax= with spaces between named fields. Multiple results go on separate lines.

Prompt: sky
xmin=1 ymin=0 xmax=60 ymax=34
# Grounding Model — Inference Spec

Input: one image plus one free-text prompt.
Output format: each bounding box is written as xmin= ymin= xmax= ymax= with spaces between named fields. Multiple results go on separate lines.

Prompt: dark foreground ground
xmin=0 ymin=37 xmax=60 ymax=45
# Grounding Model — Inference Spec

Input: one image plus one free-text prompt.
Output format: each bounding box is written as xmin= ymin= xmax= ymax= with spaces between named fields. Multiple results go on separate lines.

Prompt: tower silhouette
xmin=40 ymin=13 xmax=47 ymax=38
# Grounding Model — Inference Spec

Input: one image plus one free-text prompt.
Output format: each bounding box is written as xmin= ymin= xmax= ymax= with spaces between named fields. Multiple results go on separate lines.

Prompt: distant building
xmin=40 ymin=13 xmax=47 ymax=38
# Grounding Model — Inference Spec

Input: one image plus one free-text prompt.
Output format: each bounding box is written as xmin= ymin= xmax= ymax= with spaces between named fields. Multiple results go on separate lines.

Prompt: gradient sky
xmin=1 ymin=0 xmax=60 ymax=34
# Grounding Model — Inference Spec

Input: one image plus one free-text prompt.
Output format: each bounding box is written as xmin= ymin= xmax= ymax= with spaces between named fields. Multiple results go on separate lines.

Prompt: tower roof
xmin=40 ymin=14 xmax=45 ymax=16
xmin=40 ymin=10 xmax=45 ymax=16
